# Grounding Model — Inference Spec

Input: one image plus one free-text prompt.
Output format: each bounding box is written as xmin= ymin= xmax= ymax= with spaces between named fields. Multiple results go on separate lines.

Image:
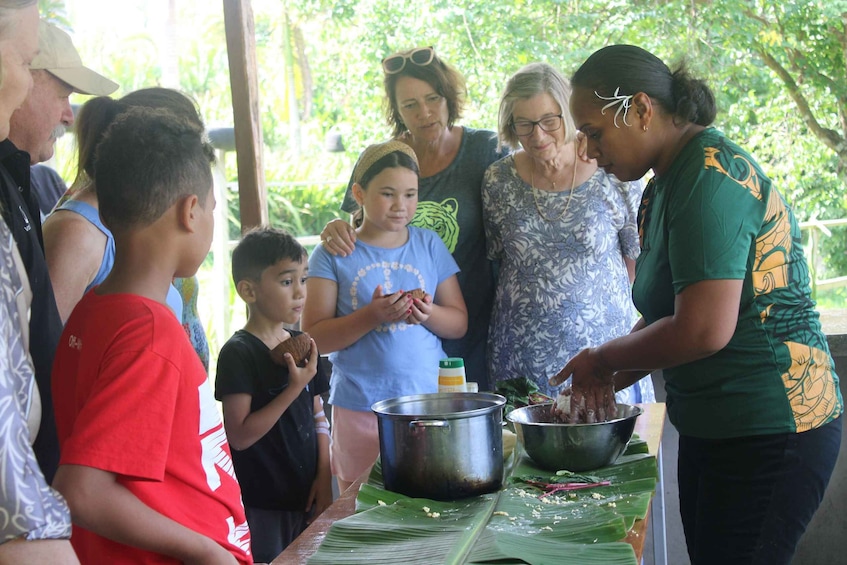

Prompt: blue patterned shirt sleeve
xmin=619 ymin=178 xmax=644 ymax=260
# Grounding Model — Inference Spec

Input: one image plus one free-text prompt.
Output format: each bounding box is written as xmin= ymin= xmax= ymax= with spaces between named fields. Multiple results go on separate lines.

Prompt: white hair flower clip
xmin=595 ymin=88 xmax=633 ymax=128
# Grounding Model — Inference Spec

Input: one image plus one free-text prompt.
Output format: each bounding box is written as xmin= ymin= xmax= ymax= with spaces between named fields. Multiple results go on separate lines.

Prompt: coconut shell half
xmin=406 ymin=288 xmax=427 ymax=300
xmin=270 ymin=332 xmax=312 ymax=367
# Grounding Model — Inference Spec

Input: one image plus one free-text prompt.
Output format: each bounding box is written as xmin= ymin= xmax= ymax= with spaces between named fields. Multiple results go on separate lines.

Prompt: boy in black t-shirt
xmin=215 ymin=226 xmax=331 ymax=562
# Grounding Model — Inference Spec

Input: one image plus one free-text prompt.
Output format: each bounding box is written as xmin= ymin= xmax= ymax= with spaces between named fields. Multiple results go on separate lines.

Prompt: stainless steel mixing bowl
xmin=506 ymin=403 xmax=642 ymax=472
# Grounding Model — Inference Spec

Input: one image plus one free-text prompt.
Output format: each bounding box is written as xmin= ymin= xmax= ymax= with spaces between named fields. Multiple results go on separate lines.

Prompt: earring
xmin=642 ymin=125 xmax=648 ymax=132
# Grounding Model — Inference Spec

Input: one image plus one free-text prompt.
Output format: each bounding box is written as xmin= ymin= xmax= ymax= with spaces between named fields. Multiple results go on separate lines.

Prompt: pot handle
xmin=409 ymin=419 xmax=450 ymax=429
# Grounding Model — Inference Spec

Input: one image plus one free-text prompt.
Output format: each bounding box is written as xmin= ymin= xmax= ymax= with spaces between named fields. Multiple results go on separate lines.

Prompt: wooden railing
xmin=800 ymin=218 xmax=847 ymax=292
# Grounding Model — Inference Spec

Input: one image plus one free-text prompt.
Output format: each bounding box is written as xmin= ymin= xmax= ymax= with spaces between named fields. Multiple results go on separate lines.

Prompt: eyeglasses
xmin=382 ymin=47 xmax=436 ymax=75
xmin=510 ymin=115 xmax=564 ymax=137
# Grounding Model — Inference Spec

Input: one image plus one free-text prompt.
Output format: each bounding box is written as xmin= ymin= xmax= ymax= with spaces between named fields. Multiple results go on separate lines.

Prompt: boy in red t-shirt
xmin=52 ymin=106 xmax=252 ymax=564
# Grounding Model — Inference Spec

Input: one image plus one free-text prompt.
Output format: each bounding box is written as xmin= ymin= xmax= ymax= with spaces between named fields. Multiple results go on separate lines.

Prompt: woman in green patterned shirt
xmin=552 ymin=44 xmax=843 ymax=565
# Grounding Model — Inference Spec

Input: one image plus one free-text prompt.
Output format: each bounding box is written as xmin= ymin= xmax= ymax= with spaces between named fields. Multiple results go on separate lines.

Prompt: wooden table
xmin=273 ymin=402 xmax=667 ymax=564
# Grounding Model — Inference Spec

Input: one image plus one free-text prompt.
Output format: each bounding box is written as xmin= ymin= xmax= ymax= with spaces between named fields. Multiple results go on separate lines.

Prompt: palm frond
xmin=308 ymin=495 xmax=499 ymax=564
xmin=467 ymin=530 xmax=638 ymax=564
xmin=309 ymin=439 xmax=657 ymax=564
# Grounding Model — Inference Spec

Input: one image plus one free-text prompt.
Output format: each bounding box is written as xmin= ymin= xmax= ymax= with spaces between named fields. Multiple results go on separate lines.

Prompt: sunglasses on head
xmin=382 ymin=46 xmax=436 ymax=75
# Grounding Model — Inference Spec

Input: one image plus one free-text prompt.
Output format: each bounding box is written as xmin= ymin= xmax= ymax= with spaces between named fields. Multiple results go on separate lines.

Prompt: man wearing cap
xmin=0 ymin=20 xmax=117 ymax=484
xmin=9 ymin=21 xmax=118 ymax=213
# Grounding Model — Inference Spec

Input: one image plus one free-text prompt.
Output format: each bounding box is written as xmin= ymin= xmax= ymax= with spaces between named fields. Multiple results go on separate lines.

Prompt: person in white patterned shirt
xmin=0 ymin=1 xmax=78 ymax=563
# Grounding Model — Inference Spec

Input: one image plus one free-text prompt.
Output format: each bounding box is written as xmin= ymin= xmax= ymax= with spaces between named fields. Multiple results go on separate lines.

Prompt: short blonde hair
xmin=497 ymin=62 xmax=577 ymax=150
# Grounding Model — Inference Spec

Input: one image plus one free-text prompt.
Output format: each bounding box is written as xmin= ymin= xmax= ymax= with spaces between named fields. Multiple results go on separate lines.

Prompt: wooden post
xmin=222 ymin=0 xmax=268 ymax=232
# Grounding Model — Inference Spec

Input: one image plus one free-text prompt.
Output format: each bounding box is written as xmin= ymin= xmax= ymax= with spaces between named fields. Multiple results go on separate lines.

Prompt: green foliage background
xmin=45 ymin=0 xmax=847 ymax=309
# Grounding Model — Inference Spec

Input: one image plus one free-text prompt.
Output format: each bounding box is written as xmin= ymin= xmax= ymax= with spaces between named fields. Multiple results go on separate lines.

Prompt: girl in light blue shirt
xmin=304 ymin=140 xmax=468 ymax=490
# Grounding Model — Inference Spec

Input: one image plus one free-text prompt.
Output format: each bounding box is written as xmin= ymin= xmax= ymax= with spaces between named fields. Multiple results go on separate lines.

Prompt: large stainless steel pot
xmin=371 ymin=392 xmax=506 ymax=501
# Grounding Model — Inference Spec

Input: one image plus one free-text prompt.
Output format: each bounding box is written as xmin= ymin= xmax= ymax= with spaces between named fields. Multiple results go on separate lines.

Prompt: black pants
xmin=678 ymin=417 xmax=842 ymax=565
xmin=245 ymin=506 xmax=309 ymax=563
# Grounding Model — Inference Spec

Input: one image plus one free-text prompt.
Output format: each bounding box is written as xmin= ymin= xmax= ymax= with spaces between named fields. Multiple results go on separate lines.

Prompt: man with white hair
xmin=0 ymin=20 xmax=117 ymax=484
xmin=9 ymin=20 xmax=118 ymax=163
xmin=9 ymin=21 xmax=118 ymax=215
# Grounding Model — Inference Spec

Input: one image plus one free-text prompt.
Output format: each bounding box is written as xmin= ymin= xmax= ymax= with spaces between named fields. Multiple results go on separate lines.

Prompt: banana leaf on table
xmin=307 ymin=440 xmax=658 ymax=565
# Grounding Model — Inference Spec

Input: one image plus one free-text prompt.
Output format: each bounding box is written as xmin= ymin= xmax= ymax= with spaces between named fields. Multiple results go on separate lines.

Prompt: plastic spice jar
xmin=438 ymin=357 xmax=467 ymax=392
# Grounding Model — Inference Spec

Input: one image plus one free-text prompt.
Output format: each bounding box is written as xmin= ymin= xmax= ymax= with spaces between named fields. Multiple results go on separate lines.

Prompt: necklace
xmin=530 ymin=143 xmax=579 ymax=222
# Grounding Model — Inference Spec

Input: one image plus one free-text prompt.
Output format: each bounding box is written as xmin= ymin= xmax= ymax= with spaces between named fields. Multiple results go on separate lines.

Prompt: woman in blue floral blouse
xmin=483 ymin=62 xmax=654 ymax=405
